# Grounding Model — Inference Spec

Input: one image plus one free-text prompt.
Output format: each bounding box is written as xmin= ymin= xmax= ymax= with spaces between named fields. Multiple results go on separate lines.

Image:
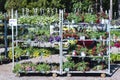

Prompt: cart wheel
xmin=0 ymin=61 xmax=2 ymax=65
xmin=52 ymin=73 xmax=57 ymax=77
xmin=16 ymin=73 xmax=21 ymax=77
xmin=101 ymin=73 xmax=106 ymax=78
xmin=67 ymin=73 xmax=71 ymax=77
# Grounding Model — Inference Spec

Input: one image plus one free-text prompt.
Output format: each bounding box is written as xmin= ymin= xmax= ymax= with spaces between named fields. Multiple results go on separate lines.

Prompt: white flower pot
xmin=81 ymin=52 xmax=86 ymax=57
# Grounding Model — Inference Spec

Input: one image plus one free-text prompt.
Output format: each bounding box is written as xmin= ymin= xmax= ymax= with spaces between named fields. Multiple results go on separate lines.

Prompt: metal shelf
xmin=64 ymin=55 xmax=109 ymax=58
xmin=67 ymin=70 xmax=109 ymax=74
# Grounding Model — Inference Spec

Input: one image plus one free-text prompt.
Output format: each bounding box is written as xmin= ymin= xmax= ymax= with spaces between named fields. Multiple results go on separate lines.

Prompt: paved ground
xmin=0 ymin=62 xmax=120 ymax=80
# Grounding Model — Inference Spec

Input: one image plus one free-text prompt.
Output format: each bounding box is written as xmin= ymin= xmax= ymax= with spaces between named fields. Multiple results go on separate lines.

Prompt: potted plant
xmin=80 ymin=47 xmax=87 ymax=57
xmin=35 ymin=63 xmax=50 ymax=73
xmin=50 ymin=63 xmax=59 ymax=71
xmin=84 ymin=13 xmax=96 ymax=23
xmin=63 ymin=61 xmax=75 ymax=72
xmin=0 ymin=13 xmax=4 ymax=22
xmin=75 ymin=61 xmax=89 ymax=72
xmin=13 ymin=63 xmax=22 ymax=73
xmin=63 ymin=57 xmax=75 ymax=71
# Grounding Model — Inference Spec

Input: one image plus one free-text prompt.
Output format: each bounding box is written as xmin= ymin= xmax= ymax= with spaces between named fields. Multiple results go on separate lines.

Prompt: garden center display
xmin=0 ymin=14 xmax=9 ymax=64
xmin=8 ymin=10 xmax=111 ymax=77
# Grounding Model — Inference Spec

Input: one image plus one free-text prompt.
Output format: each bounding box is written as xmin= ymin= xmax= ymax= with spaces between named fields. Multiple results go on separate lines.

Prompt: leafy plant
xmin=0 ymin=55 xmax=5 ymax=61
xmin=8 ymin=47 xmax=23 ymax=60
xmin=75 ymin=61 xmax=88 ymax=71
xmin=14 ymin=47 xmax=23 ymax=59
xmin=63 ymin=57 xmax=75 ymax=71
xmin=63 ymin=61 xmax=75 ymax=71
xmin=84 ymin=13 xmax=96 ymax=23
xmin=110 ymin=54 xmax=120 ymax=63
xmin=67 ymin=13 xmax=82 ymax=23
xmin=13 ymin=64 xmax=22 ymax=73
xmin=0 ymin=13 xmax=4 ymax=20
xmin=18 ymin=15 xmax=58 ymax=25
xmin=92 ymin=65 xmax=104 ymax=71
xmin=35 ymin=63 xmax=50 ymax=72
xmin=39 ymin=49 xmax=51 ymax=57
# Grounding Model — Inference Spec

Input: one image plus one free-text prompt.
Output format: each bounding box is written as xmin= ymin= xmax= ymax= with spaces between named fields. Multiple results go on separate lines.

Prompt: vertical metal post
xmin=4 ymin=13 xmax=8 ymax=58
xmin=108 ymin=22 xmax=111 ymax=74
xmin=59 ymin=10 xmax=63 ymax=74
xmin=15 ymin=10 xmax=18 ymax=47
xmin=110 ymin=0 xmax=113 ymax=21
xmin=100 ymin=0 xmax=103 ymax=12
xmin=11 ymin=8 xmax=15 ymax=70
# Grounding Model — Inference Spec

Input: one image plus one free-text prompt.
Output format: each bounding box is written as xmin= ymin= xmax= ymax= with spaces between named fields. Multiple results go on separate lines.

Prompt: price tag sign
xmin=9 ymin=19 xmax=17 ymax=26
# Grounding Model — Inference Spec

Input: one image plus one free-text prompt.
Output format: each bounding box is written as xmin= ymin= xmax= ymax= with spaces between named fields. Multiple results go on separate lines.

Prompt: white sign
xmin=9 ymin=19 xmax=17 ymax=26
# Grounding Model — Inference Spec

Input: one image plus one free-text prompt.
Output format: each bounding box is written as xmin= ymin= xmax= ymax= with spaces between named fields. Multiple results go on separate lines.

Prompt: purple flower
xmin=49 ymin=36 xmax=54 ymax=43
xmin=55 ymin=36 xmax=61 ymax=42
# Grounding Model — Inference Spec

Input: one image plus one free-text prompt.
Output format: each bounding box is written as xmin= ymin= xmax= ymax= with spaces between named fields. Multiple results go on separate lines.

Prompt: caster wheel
xmin=0 ymin=62 xmax=2 ymax=65
xmin=52 ymin=73 xmax=57 ymax=77
xmin=101 ymin=73 xmax=106 ymax=78
xmin=67 ymin=73 xmax=71 ymax=77
xmin=16 ymin=73 xmax=21 ymax=77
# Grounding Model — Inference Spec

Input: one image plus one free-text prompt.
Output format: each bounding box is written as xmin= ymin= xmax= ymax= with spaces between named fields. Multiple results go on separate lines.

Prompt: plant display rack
xmin=61 ymin=22 xmax=111 ymax=77
xmin=0 ymin=15 xmax=9 ymax=64
xmin=110 ymin=25 xmax=120 ymax=63
xmin=12 ymin=10 xmax=111 ymax=77
xmin=11 ymin=10 xmax=63 ymax=77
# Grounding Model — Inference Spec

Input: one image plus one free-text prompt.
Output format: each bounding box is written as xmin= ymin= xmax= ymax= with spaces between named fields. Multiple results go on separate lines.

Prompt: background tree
xmin=0 ymin=0 xmax=7 ymax=12
xmin=2 ymin=0 xmax=119 ymax=18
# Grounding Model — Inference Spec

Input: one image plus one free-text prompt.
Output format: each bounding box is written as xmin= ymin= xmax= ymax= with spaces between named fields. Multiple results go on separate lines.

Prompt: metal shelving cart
xmin=60 ymin=13 xmax=111 ymax=77
xmin=11 ymin=10 xmax=111 ymax=77
xmin=0 ymin=14 xmax=8 ymax=64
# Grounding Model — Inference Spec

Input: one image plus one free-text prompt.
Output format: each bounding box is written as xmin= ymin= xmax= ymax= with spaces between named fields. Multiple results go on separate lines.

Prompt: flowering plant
xmin=49 ymin=35 xmax=61 ymax=43
xmin=114 ymin=41 xmax=120 ymax=48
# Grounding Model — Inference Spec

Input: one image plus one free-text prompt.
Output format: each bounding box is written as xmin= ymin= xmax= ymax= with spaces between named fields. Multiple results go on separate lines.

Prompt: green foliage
xmin=0 ymin=0 xmax=117 ymax=16
xmin=63 ymin=56 xmax=75 ymax=71
xmin=0 ymin=13 xmax=4 ymax=20
xmin=73 ymin=1 xmax=82 ymax=9
xmin=110 ymin=54 xmax=120 ymax=63
xmin=110 ymin=30 xmax=120 ymax=37
xmin=67 ymin=13 xmax=82 ymax=23
xmin=84 ymin=13 xmax=97 ymax=23
xmin=14 ymin=47 xmax=23 ymax=59
xmin=81 ymin=0 xmax=92 ymax=12
xmin=5 ymin=0 xmax=22 ymax=10
xmin=8 ymin=47 xmax=23 ymax=60
xmin=75 ymin=61 xmax=88 ymax=71
xmin=63 ymin=61 xmax=75 ymax=70
xmin=18 ymin=15 xmax=59 ymax=25
xmin=13 ymin=63 xmax=22 ymax=73
xmin=35 ymin=63 xmax=50 ymax=72
xmin=0 ymin=55 xmax=5 ymax=61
